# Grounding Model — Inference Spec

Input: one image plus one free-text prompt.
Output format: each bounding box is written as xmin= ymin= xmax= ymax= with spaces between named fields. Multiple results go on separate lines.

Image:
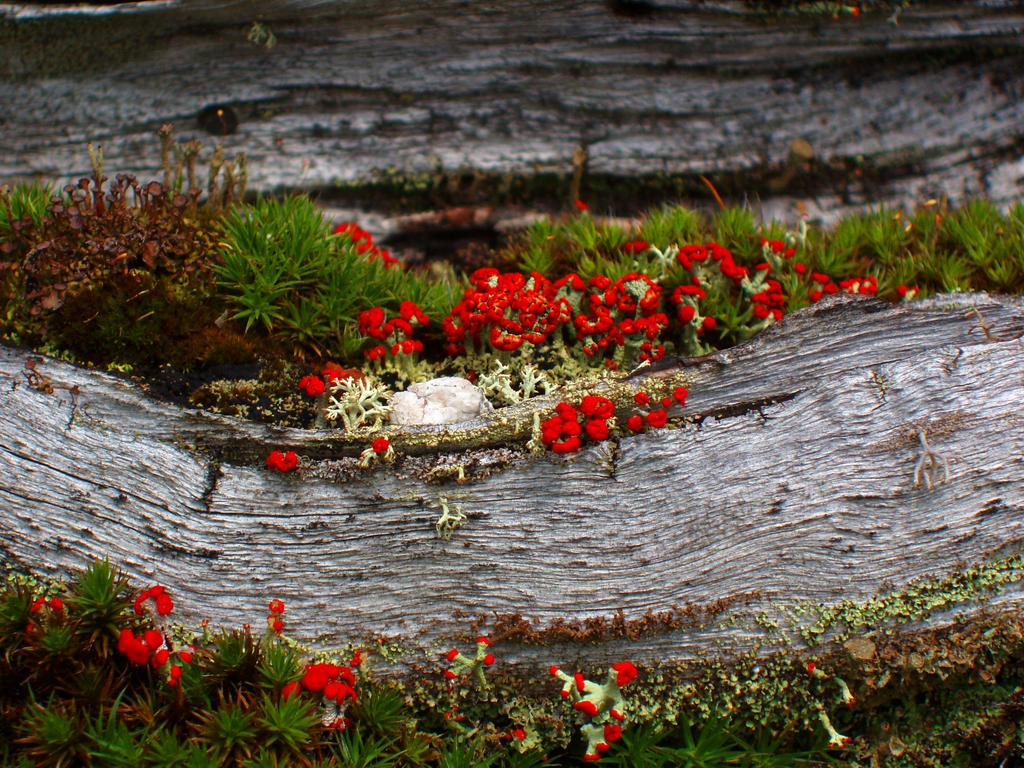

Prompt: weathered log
xmin=1 ymin=2 xmax=1023 ymax=223
xmin=1 ymin=292 xmax=1023 ymax=670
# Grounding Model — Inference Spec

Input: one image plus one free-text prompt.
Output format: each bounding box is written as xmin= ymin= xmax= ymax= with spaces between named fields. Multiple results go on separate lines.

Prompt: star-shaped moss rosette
xmin=443 ymin=635 xmax=496 ymax=688
xmin=550 ymin=661 xmax=637 ymax=761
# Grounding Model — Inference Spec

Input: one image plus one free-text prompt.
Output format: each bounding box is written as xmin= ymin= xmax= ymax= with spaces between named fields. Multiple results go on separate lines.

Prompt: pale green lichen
xmin=444 ymin=637 xmax=495 ymax=689
xmin=432 ymin=496 xmax=467 ymax=540
xmin=322 ymin=375 xmax=392 ymax=432
xmin=422 ymin=462 xmax=467 ymax=483
xmin=788 ymin=549 xmax=1024 ymax=645
xmin=476 ymin=359 xmax=551 ymax=406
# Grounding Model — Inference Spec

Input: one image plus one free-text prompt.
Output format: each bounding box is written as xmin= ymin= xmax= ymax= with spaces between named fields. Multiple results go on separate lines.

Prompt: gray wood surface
xmin=1 ymin=1 xmax=1023 ymax=224
xmin=1 ymin=292 xmax=1022 ymax=665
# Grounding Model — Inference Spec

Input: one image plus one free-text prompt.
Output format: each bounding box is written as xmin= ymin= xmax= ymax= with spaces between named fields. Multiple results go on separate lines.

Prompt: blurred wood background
xmin=1 ymin=0 xmax=1022 ymax=224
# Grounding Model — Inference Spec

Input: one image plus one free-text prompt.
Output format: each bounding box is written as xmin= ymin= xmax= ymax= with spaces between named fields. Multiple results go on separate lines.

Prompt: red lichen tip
xmin=298 ymin=375 xmax=326 ymax=397
xmin=574 ymin=700 xmax=599 ymax=717
xmin=266 ymin=450 xmax=299 ymax=473
xmin=612 ymin=661 xmax=638 ymax=687
xmin=645 ymin=409 xmax=667 ymax=428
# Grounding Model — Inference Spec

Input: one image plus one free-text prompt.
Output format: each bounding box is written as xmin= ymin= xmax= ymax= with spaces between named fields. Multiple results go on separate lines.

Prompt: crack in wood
xmin=695 ymin=392 xmax=798 ymax=425
xmin=461 ymin=591 xmax=762 ymax=645
xmin=199 ymin=458 xmax=222 ymax=515
xmin=975 ymin=498 xmax=1007 ymax=519
xmin=144 ymin=524 xmax=221 ymax=560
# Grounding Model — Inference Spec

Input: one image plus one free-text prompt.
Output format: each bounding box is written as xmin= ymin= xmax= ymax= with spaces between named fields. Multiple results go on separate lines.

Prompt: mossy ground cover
xmin=2 ymin=559 xmax=1022 ymax=767
xmin=4 ymin=159 xmax=1023 ymax=429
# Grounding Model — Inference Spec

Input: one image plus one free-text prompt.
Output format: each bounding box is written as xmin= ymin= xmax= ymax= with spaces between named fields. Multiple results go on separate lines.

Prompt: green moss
xmin=3 ymin=549 xmax=1024 ymax=765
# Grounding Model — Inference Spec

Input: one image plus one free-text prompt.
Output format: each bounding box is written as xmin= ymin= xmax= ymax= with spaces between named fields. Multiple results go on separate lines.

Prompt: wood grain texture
xmin=1 ymin=2 xmax=1022 ymax=223
xmin=1 ymin=292 xmax=1023 ymax=665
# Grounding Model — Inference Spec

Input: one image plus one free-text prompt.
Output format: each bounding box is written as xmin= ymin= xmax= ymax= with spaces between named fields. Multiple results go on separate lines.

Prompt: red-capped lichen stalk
xmin=550 ymin=661 xmax=638 ymax=761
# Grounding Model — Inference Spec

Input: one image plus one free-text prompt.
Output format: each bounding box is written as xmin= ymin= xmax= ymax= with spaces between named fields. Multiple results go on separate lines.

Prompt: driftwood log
xmin=1 ymin=1 xmax=1023 ymax=226
xmin=1 ymin=292 xmax=1023 ymax=669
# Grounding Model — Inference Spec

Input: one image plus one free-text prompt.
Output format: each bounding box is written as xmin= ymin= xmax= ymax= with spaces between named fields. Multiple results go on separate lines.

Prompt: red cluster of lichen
xmin=670 ymin=242 xmax=748 ymax=331
xmin=442 ymin=269 xmax=573 ymax=355
xmin=749 ymin=240 xmax=792 ymax=320
xmin=298 ymin=374 xmax=326 ymax=398
xmin=134 ymin=584 xmax=174 ymax=616
xmin=539 ymin=386 xmax=688 ymax=454
xmin=332 ymin=222 xmax=399 ymax=268
xmin=267 ymin=599 xmax=285 ymax=636
xmin=569 ymin=272 xmax=669 ymax=364
xmin=288 ymin=662 xmax=357 ymax=704
xmin=299 ymin=363 xmax=365 ymax=396
xmin=441 ymin=267 xmax=676 ymax=365
xmin=540 ymin=395 xmax=615 ymax=454
xmin=30 ymin=596 xmax=63 ymax=615
xmin=118 ymin=585 xmax=191 ymax=685
xmin=283 ymin=656 xmax=362 ymax=731
xmin=625 ymin=386 xmax=687 ymax=434
xmin=325 ymin=212 xmax=917 ymax=371
xmin=358 ymin=301 xmax=429 ymax=361
xmin=266 ymin=449 xmax=298 ymax=472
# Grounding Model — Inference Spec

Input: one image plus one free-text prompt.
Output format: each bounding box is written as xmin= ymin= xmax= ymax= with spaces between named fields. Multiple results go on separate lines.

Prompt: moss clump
xmin=3 ymin=543 xmax=1024 ymax=767
xmin=4 ymin=139 xmax=1024 ymax=447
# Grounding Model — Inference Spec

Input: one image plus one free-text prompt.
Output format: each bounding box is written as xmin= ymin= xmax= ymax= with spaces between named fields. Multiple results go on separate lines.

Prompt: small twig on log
xmin=913 ymin=429 xmax=950 ymax=491
xmin=967 ymin=306 xmax=1024 ymax=342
